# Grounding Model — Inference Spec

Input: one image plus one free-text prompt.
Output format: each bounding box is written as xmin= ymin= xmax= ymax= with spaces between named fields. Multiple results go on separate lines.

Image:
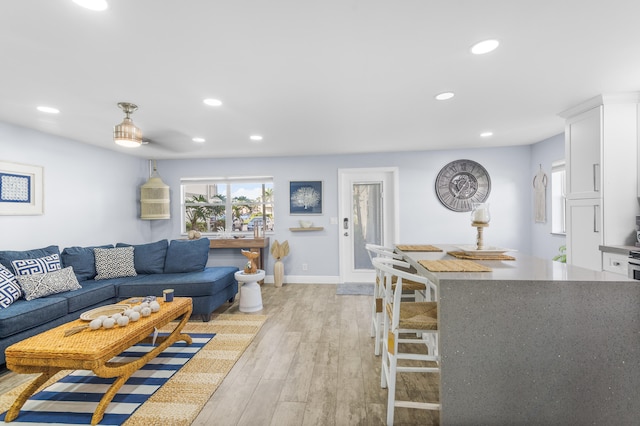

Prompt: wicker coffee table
xmin=4 ymin=297 xmax=193 ymax=425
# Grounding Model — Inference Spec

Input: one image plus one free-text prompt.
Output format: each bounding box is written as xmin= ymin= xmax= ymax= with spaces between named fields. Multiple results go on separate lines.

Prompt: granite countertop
xmin=398 ymin=244 xmax=635 ymax=283
xmin=599 ymin=244 xmax=639 ymax=255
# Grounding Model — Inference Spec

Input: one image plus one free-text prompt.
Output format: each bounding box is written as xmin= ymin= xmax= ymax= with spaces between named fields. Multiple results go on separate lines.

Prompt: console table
xmin=209 ymin=237 xmax=269 ymax=283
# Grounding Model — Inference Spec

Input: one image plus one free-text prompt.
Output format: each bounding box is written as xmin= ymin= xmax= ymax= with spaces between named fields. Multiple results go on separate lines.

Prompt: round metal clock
xmin=435 ymin=159 xmax=491 ymax=212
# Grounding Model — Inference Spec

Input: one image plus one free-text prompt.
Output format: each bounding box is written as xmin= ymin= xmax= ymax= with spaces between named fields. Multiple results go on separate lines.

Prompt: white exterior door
xmin=338 ymin=168 xmax=398 ymax=283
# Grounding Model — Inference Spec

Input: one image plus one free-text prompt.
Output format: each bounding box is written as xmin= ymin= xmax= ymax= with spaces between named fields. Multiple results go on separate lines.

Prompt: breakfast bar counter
xmin=396 ymin=244 xmax=640 ymax=426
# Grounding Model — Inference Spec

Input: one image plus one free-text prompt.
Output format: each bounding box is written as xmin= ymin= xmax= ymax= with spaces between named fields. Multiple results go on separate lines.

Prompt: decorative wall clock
xmin=435 ymin=159 xmax=491 ymax=212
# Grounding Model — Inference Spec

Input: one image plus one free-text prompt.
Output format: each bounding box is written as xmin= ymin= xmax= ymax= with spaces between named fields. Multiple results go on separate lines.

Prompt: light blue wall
xmin=1 ymin=121 xmax=565 ymax=280
xmin=153 ymin=144 xmax=533 ymax=279
xmin=0 ymin=122 xmax=150 ymax=250
xmin=529 ymin=133 xmax=566 ymax=260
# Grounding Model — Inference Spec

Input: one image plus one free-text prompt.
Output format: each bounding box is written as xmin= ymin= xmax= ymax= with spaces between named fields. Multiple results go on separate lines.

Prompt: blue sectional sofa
xmin=0 ymin=238 xmax=238 ymax=365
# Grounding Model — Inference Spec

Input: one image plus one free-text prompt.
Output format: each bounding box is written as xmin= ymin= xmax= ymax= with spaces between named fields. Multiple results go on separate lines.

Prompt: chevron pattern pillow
xmin=94 ymin=246 xmax=137 ymax=280
xmin=0 ymin=264 xmax=22 ymax=308
xmin=16 ymin=266 xmax=81 ymax=301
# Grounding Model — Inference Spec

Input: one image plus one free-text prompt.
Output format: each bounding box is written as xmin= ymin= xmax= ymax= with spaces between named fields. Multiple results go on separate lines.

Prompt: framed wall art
xmin=0 ymin=161 xmax=44 ymax=215
xmin=290 ymin=181 xmax=323 ymax=215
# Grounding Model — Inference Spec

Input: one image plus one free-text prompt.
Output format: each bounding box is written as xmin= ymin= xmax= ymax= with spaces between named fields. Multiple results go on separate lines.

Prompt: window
xmin=551 ymin=160 xmax=566 ymax=234
xmin=181 ymin=177 xmax=274 ymax=235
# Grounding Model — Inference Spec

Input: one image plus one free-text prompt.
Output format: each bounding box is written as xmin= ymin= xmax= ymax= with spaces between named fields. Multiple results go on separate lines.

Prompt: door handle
xmin=343 ymin=218 xmax=349 ymax=229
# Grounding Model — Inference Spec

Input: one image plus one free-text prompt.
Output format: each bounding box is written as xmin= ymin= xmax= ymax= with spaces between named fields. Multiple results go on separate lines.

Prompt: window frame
xmin=181 ymin=176 xmax=274 ymax=236
xmin=550 ymin=160 xmax=566 ymax=235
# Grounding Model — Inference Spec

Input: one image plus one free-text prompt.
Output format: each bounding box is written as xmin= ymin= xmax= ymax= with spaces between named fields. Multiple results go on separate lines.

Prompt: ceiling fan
xmin=113 ymin=102 xmax=199 ymax=153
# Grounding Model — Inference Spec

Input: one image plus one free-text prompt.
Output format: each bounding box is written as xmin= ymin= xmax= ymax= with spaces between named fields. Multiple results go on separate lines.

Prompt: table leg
xmin=89 ymin=310 xmax=192 ymax=424
xmin=4 ymin=367 xmax=63 ymax=422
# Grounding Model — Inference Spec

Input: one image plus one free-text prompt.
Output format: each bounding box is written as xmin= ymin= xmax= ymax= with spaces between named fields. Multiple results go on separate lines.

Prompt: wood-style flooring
xmin=0 ymin=284 xmax=440 ymax=425
xmin=194 ymin=284 xmax=440 ymax=425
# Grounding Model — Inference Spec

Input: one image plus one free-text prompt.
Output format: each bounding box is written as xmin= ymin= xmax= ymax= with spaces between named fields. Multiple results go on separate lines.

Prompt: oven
xmin=628 ymin=250 xmax=640 ymax=280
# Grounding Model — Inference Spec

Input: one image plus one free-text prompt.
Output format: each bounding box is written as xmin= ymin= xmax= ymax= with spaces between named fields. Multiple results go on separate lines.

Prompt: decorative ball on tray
xmin=66 ymin=296 xmax=163 ymax=336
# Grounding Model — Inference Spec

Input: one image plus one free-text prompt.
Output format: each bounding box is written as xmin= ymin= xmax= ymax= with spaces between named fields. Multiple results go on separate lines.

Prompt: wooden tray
xmin=448 ymin=251 xmax=515 ymax=261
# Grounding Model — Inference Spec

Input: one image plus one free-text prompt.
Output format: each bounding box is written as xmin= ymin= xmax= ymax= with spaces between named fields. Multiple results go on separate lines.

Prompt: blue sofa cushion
xmin=116 ymin=240 xmax=168 ymax=274
xmin=117 ymin=266 xmax=238 ymax=299
xmin=58 ymin=279 xmax=117 ymax=313
xmin=0 ymin=245 xmax=60 ymax=275
xmin=0 ymin=265 xmax=22 ymax=308
xmin=61 ymin=245 xmax=114 ymax=281
xmin=0 ymin=296 xmax=68 ymax=339
xmin=164 ymin=238 xmax=210 ymax=273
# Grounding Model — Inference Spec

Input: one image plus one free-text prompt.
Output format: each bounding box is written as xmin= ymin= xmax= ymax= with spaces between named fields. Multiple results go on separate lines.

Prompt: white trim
xmin=337 ymin=167 xmax=400 ymax=283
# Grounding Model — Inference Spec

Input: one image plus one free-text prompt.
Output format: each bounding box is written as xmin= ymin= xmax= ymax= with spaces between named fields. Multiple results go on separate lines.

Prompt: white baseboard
xmin=261 ymin=275 xmax=340 ymax=284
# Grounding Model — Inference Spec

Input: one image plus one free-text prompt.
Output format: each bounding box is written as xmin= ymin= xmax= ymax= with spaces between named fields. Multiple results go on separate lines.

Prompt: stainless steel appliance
xmin=628 ymin=250 xmax=640 ymax=279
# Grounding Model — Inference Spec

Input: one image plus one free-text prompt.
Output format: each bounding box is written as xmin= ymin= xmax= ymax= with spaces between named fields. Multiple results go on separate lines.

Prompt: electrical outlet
xmin=302 ymin=263 xmax=308 ymax=271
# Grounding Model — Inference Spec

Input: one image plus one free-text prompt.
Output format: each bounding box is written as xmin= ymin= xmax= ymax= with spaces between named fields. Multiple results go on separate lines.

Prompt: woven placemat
xmin=418 ymin=259 xmax=492 ymax=272
xmin=448 ymin=251 xmax=515 ymax=261
xmin=396 ymin=244 xmax=443 ymax=252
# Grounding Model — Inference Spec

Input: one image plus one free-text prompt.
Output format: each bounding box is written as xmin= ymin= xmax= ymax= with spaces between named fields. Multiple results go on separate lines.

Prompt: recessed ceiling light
xmin=435 ymin=92 xmax=455 ymax=101
xmin=192 ymin=137 xmax=205 ymax=143
xmin=250 ymin=135 xmax=263 ymax=141
xmin=480 ymin=131 xmax=493 ymax=138
xmin=37 ymin=106 xmax=60 ymax=114
xmin=72 ymin=0 xmax=108 ymax=11
xmin=471 ymin=39 xmax=500 ymax=55
xmin=203 ymin=98 xmax=223 ymax=107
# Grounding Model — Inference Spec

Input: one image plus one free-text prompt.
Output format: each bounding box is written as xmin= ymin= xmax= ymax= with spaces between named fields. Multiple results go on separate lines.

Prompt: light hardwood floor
xmin=0 ymin=284 xmax=440 ymax=425
xmin=194 ymin=284 xmax=440 ymax=426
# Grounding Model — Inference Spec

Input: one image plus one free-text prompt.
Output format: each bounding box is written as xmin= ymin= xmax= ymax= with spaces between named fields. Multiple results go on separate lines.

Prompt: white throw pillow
xmin=16 ymin=266 xmax=81 ymax=301
xmin=94 ymin=246 xmax=137 ymax=280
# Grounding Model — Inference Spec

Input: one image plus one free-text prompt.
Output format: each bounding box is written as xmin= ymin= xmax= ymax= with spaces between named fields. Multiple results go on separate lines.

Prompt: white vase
xmin=274 ymin=260 xmax=284 ymax=288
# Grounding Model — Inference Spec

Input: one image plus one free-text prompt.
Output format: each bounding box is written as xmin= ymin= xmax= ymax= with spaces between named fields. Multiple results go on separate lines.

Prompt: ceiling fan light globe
xmin=114 ymin=118 xmax=142 ymax=147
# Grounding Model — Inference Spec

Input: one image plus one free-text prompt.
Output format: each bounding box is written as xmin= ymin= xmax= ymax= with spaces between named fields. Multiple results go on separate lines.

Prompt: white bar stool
xmin=366 ymin=244 xmax=428 ymax=356
xmin=373 ymin=257 xmax=440 ymax=425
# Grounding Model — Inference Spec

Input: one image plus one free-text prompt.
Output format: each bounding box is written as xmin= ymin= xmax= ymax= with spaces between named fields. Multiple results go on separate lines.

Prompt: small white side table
xmin=235 ymin=270 xmax=265 ymax=312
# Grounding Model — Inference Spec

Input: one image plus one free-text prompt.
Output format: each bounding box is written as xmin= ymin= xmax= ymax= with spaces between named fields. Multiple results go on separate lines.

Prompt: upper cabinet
xmin=564 ymin=106 xmax=602 ymax=199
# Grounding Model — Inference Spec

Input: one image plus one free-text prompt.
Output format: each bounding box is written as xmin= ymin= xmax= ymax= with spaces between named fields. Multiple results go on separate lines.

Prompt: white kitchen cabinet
xmin=560 ymin=94 xmax=640 ymax=271
xmin=565 ymin=106 xmax=601 ymax=199
xmin=566 ymin=198 xmax=602 ymax=270
xmin=602 ymin=251 xmax=629 ymax=276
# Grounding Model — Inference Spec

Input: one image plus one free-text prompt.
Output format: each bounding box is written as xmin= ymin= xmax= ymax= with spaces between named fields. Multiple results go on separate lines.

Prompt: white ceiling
xmin=1 ymin=1 xmax=640 ymax=160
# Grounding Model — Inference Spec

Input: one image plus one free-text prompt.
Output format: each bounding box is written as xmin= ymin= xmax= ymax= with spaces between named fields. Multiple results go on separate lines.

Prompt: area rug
xmin=0 ymin=313 xmax=267 ymax=426
xmin=336 ymin=283 xmax=374 ymax=295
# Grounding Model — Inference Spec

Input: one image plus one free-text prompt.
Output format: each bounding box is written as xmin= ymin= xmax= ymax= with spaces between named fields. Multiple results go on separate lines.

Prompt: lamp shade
xmin=114 ymin=102 xmax=142 ymax=148
xmin=141 ymin=164 xmax=170 ymax=220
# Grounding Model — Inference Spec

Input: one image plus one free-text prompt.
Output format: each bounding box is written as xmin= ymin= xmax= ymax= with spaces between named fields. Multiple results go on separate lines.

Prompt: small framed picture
xmin=290 ymin=181 xmax=323 ymax=215
xmin=0 ymin=161 xmax=44 ymax=215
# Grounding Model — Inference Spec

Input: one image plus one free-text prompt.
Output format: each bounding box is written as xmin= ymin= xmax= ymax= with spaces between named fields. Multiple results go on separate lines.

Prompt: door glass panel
xmin=353 ymin=182 xmax=382 ymax=269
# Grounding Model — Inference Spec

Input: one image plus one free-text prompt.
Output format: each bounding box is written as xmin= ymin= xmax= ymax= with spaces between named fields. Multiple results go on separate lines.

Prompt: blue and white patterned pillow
xmin=94 ymin=247 xmax=137 ymax=280
xmin=11 ymin=254 xmax=61 ymax=276
xmin=16 ymin=266 xmax=81 ymax=301
xmin=0 ymin=264 xmax=22 ymax=308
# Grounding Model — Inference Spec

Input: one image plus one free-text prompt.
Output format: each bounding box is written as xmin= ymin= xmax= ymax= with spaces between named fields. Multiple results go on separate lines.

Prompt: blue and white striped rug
xmin=0 ymin=333 xmax=214 ymax=425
